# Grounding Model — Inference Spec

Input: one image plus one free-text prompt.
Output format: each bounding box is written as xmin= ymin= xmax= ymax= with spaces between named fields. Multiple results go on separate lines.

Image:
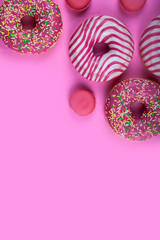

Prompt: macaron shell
xmin=69 ymin=89 xmax=96 ymax=116
xmin=66 ymin=0 xmax=91 ymax=10
xmin=120 ymin=0 xmax=146 ymax=11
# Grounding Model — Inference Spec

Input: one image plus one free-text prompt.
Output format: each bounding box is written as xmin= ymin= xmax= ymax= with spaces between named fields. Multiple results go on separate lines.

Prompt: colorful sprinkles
xmin=0 ymin=0 xmax=63 ymax=54
xmin=105 ymin=78 xmax=160 ymax=141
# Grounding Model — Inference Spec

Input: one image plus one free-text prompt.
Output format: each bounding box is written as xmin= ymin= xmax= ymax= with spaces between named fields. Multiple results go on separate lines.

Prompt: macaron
xmin=69 ymin=89 xmax=96 ymax=116
xmin=66 ymin=0 xmax=91 ymax=11
xmin=120 ymin=0 xmax=146 ymax=12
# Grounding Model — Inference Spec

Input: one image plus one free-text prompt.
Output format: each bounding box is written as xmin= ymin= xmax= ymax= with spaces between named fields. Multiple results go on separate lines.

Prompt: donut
xmin=105 ymin=78 xmax=160 ymax=141
xmin=0 ymin=3 xmax=3 ymax=39
xmin=120 ymin=0 xmax=146 ymax=12
xmin=69 ymin=16 xmax=134 ymax=83
xmin=69 ymin=89 xmax=96 ymax=116
xmin=66 ymin=0 xmax=91 ymax=11
xmin=0 ymin=0 xmax=63 ymax=54
xmin=139 ymin=14 xmax=160 ymax=77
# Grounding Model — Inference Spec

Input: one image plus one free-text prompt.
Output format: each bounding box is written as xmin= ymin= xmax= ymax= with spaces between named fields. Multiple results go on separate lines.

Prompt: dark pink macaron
xmin=120 ymin=0 xmax=146 ymax=11
xmin=66 ymin=0 xmax=91 ymax=11
xmin=69 ymin=89 xmax=96 ymax=116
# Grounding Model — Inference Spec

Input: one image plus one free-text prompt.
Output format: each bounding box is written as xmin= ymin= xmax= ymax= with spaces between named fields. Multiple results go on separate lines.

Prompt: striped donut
xmin=69 ymin=16 xmax=134 ymax=82
xmin=139 ymin=14 xmax=160 ymax=77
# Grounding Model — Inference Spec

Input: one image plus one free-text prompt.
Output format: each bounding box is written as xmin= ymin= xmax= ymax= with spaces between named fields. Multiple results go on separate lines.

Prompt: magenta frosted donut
xmin=105 ymin=78 xmax=160 ymax=141
xmin=0 ymin=0 xmax=63 ymax=54
xmin=69 ymin=89 xmax=96 ymax=116
xmin=139 ymin=14 xmax=160 ymax=77
xmin=120 ymin=0 xmax=146 ymax=12
xmin=69 ymin=16 xmax=134 ymax=83
xmin=0 ymin=3 xmax=3 ymax=39
xmin=66 ymin=0 xmax=91 ymax=11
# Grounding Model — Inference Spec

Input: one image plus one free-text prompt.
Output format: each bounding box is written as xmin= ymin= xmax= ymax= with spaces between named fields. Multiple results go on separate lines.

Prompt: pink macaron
xmin=69 ymin=89 xmax=96 ymax=116
xmin=120 ymin=0 xmax=146 ymax=12
xmin=66 ymin=0 xmax=91 ymax=11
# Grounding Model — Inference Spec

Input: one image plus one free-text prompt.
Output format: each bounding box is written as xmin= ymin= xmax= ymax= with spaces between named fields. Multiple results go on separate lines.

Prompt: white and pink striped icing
xmin=69 ymin=16 xmax=134 ymax=82
xmin=139 ymin=14 xmax=160 ymax=77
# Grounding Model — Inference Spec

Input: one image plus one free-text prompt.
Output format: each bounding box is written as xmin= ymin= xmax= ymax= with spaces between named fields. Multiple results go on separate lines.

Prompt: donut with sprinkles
xmin=105 ymin=78 xmax=160 ymax=141
xmin=0 ymin=0 xmax=63 ymax=54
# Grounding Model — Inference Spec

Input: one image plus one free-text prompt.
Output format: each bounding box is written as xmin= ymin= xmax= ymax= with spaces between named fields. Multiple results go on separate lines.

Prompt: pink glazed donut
xmin=139 ymin=14 xmax=160 ymax=77
xmin=105 ymin=78 xmax=160 ymax=141
xmin=0 ymin=0 xmax=63 ymax=54
xmin=69 ymin=16 xmax=134 ymax=83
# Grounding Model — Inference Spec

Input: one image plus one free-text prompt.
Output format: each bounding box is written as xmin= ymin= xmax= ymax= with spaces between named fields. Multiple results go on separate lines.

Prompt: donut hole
xmin=130 ymin=102 xmax=146 ymax=119
xmin=21 ymin=16 xmax=37 ymax=30
xmin=93 ymin=42 xmax=110 ymax=57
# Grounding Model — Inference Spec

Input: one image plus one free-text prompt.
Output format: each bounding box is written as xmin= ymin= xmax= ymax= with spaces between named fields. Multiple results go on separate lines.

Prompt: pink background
xmin=0 ymin=0 xmax=160 ymax=239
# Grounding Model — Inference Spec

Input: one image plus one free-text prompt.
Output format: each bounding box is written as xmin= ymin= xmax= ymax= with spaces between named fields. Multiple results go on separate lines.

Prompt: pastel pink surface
xmin=66 ymin=0 xmax=91 ymax=10
xmin=69 ymin=89 xmax=95 ymax=116
xmin=0 ymin=1 xmax=160 ymax=240
xmin=120 ymin=0 xmax=146 ymax=11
